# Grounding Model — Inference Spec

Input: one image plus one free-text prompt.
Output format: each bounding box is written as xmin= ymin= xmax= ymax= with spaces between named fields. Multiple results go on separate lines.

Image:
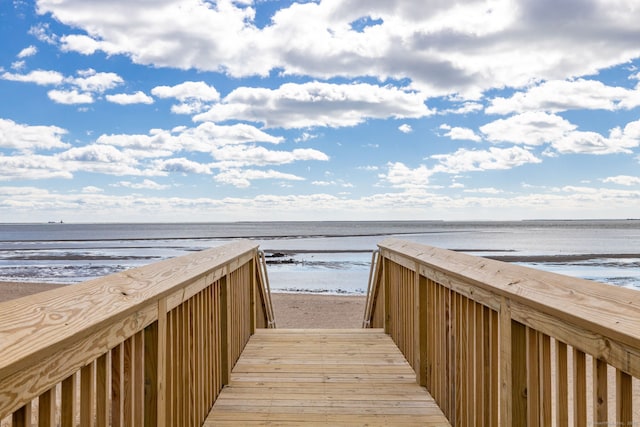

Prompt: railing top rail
xmin=0 ymin=239 xmax=259 ymax=380
xmin=378 ymin=237 xmax=640 ymax=351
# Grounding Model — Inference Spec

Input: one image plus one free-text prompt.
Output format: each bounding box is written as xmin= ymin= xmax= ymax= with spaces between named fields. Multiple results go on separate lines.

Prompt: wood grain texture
xmin=0 ymin=240 xmax=263 ymax=421
xmin=205 ymin=329 xmax=450 ymax=426
xmin=372 ymin=238 xmax=640 ymax=426
xmin=0 ymin=240 xmax=258 ymax=379
xmin=378 ymin=238 xmax=640 ymax=355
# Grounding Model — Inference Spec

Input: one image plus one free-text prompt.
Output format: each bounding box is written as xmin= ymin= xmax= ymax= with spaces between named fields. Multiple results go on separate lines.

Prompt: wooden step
xmin=204 ymin=329 xmax=450 ymax=426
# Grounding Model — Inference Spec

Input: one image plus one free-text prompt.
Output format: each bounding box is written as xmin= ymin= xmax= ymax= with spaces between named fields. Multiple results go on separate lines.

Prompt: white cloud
xmin=603 ymin=175 xmax=640 ymax=186
xmin=312 ymin=179 xmax=353 ymax=188
xmin=58 ymin=144 xmax=132 ymax=163
xmin=154 ymin=158 xmax=212 ymax=175
xmin=1 ymin=69 xmax=64 ymax=85
xmin=28 ymin=23 xmax=58 ymax=45
xmin=106 ymin=91 xmax=154 ymax=105
xmin=36 ymin=0 xmax=640 ymax=98
xmin=398 ymin=124 xmax=413 ymax=133
xmin=554 ymin=119 xmax=640 ymax=155
xmin=440 ymin=102 xmax=484 ymax=115
xmin=11 ymin=60 xmax=26 ymax=70
xmin=379 ymin=162 xmax=433 ymax=190
xmin=0 ymin=118 xmax=70 ymax=151
xmin=81 ymin=186 xmax=103 ymax=193
xmin=211 ymin=145 xmax=329 ymax=167
xmin=194 ymin=81 xmax=432 ymax=128
xmin=487 ymin=79 xmax=640 ymax=114
xmin=97 ymin=122 xmax=284 ymax=154
xmin=17 ymin=45 xmax=38 ymax=58
xmin=3 ymin=184 xmax=640 ymax=222
xmin=152 ymin=82 xmax=220 ymax=114
xmin=59 ymin=34 xmax=121 ymax=55
xmin=295 ymin=132 xmax=320 ymax=143
xmin=47 ymin=89 xmax=94 ymax=104
xmin=0 ymin=154 xmax=72 ymax=181
xmin=463 ymin=187 xmax=503 ymax=194
xmin=151 ymin=81 xmax=220 ymax=102
xmin=55 ymin=144 xmax=155 ymax=176
xmin=480 ymin=112 xmax=576 ymax=146
xmin=115 ymin=179 xmax=171 ymax=190
xmin=431 ymin=146 xmax=541 ymax=174
xmin=215 ymin=169 xmax=305 ymax=188
xmin=70 ymin=69 xmax=123 ymax=93
xmin=440 ymin=124 xmax=481 ymax=142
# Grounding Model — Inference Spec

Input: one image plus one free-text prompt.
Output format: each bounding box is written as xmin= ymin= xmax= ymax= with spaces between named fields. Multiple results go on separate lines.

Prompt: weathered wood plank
xmin=205 ymin=329 xmax=450 ymax=426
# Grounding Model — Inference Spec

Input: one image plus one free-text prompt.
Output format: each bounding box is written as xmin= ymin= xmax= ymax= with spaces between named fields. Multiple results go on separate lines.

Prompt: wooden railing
xmin=364 ymin=238 xmax=640 ymax=426
xmin=0 ymin=240 xmax=275 ymax=427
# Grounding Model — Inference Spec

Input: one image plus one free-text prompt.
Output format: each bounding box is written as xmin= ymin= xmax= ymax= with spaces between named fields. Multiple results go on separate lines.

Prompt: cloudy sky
xmin=1 ymin=0 xmax=640 ymax=222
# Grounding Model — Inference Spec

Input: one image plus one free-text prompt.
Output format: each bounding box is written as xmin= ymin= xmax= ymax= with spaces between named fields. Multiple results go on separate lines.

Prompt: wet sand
xmin=0 ymin=281 xmax=366 ymax=328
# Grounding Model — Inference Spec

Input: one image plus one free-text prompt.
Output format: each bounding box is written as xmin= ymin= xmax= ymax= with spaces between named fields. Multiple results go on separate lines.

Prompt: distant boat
xmin=47 ymin=220 xmax=64 ymax=224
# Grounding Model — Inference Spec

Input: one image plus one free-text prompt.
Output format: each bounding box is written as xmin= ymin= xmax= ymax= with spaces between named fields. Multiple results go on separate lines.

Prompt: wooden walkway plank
xmin=205 ymin=329 xmax=450 ymax=426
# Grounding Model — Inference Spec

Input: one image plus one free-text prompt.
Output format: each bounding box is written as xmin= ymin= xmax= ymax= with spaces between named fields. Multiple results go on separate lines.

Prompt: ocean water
xmin=1 ymin=220 xmax=639 ymax=294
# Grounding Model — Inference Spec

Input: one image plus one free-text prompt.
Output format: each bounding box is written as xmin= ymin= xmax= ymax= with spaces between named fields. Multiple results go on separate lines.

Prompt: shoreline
xmin=0 ymin=281 xmax=366 ymax=329
xmin=4 ymin=249 xmax=640 ymax=263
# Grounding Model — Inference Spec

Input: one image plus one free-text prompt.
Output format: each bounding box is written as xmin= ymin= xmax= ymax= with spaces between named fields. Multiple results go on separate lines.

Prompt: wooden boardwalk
xmin=205 ymin=329 xmax=450 ymax=426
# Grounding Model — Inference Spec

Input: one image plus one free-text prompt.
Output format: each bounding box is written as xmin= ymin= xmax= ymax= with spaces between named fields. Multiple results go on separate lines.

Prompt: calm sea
xmin=1 ymin=220 xmax=639 ymax=294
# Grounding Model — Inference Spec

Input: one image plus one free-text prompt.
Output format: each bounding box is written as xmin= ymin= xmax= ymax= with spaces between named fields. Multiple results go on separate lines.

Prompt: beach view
xmin=2 ymin=0 xmax=640 ymax=425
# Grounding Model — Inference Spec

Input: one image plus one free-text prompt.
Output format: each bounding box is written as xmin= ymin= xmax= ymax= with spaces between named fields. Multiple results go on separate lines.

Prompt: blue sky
xmin=1 ymin=0 xmax=640 ymax=222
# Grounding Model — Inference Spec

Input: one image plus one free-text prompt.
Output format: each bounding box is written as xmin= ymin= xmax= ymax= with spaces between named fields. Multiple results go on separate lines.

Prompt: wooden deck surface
xmin=205 ymin=329 xmax=450 ymax=426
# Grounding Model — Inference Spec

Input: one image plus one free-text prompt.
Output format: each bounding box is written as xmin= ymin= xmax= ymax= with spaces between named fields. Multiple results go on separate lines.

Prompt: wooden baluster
xmin=540 ymin=334 xmax=552 ymax=426
xmin=593 ymin=358 xmax=608 ymax=425
xmin=61 ymin=373 xmax=77 ymax=427
xmin=573 ymin=348 xmax=587 ymax=426
xmin=12 ymin=403 xmax=31 ymax=427
xmin=96 ymin=353 xmax=109 ymax=427
xmin=112 ymin=343 xmax=124 ymax=427
xmin=511 ymin=321 xmax=527 ymax=426
xmin=144 ymin=320 xmax=159 ymax=427
xmin=133 ymin=332 xmax=144 ymax=427
xmin=616 ymin=369 xmax=633 ymax=425
xmin=556 ymin=341 xmax=569 ymax=427
xmin=81 ymin=362 xmax=95 ymax=427
xmin=489 ymin=309 xmax=499 ymax=427
xmin=526 ymin=327 xmax=540 ymax=426
xmin=39 ymin=387 xmax=56 ymax=427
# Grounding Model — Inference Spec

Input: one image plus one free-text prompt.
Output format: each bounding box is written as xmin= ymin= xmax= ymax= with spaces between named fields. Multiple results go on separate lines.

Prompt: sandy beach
xmin=0 ymin=281 xmax=366 ymax=329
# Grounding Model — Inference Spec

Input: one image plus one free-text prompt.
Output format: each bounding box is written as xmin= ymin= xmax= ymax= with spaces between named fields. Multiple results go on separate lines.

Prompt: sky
xmin=1 ymin=0 xmax=640 ymax=223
